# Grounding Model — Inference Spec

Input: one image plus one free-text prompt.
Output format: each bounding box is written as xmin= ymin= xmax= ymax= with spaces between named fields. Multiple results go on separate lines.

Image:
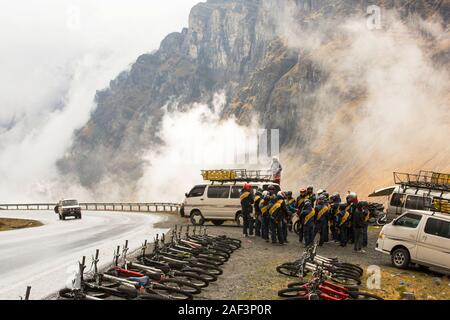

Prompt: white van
xmin=369 ymin=185 xmax=450 ymax=217
xmin=180 ymin=182 xmax=281 ymax=226
xmin=376 ymin=210 xmax=450 ymax=271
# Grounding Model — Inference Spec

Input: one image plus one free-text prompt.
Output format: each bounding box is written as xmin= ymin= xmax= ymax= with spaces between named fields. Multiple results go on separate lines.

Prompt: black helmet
xmin=268 ymin=185 xmax=275 ymax=191
xmin=358 ymin=201 xmax=369 ymax=209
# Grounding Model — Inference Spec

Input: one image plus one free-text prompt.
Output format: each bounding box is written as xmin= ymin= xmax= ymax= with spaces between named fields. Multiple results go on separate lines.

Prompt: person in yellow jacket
xmin=301 ymin=200 xmax=316 ymax=247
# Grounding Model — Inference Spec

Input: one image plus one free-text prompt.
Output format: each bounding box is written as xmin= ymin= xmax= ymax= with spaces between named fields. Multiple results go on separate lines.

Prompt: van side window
xmin=207 ymin=186 xmax=230 ymax=199
xmin=395 ymin=214 xmax=422 ymax=228
xmin=188 ymin=185 xmax=206 ymax=197
xmin=405 ymin=196 xmax=431 ymax=211
xmin=230 ymin=186 xmax=242 ymax=199
xmin=390 ymin=193 xmax=405 ymax=207
xmin=424 ymin=218 xmax=450 ymax=239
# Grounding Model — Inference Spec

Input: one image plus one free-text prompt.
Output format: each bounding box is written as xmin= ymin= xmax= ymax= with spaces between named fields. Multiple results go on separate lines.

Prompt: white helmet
xmin=262 ymin=191 xmax=269 ymax=197
xmin=277 ymin=191 xmax=286 ymax=199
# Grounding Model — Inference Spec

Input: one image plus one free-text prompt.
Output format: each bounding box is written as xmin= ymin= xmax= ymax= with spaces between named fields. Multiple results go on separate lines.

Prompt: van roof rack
xmin=201 ymin=169 xmax=275 ymax=183
xmin=393 ymin=171 xmax=450 ymax=193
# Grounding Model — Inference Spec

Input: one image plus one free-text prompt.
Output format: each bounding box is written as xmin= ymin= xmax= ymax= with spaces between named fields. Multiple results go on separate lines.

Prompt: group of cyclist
xmin=239 ymin=184 xmax=371 ymax=253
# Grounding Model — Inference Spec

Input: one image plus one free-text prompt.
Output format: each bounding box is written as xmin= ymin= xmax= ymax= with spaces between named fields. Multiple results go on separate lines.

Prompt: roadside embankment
xmin=0 ymin=218 xmax=43 ymax=232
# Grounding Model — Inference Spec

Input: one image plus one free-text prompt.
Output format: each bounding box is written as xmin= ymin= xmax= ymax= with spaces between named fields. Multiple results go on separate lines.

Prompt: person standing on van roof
xmin=259 ymin=191 xmax=271 ymax=242
xmin=301 ymin=200 xmax=316 ymax=247
xmin=296 ymin=189 xmax=308 ymax=243
xmin=270 ymin=157 xmax=283 ymax=185
xmin=240 ymin=184 xmax=255 ymax=238
xmin=314 ymin=195 xmax=330 ymax=247
xmin=253 ymin=189 xmax=263 ymax=237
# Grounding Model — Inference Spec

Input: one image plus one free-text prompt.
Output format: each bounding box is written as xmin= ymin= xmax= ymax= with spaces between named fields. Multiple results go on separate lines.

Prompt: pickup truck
xmin=55 ymin=199 xmax=82 ymax=220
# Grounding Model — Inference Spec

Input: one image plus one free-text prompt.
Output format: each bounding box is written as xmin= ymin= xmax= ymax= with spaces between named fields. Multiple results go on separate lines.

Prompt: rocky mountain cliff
xmin=57 ymin=0 xmax=450 ymax=199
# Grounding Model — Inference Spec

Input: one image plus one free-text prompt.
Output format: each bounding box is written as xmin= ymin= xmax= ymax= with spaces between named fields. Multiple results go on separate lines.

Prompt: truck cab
xmin=56 ymin=199 xmax=82 ymax=220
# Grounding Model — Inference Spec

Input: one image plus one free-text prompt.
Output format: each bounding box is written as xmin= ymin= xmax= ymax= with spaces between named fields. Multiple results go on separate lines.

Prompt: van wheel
xmin=190 ymin=210 xmax=205 ymax=226
xmin=391 ymin=248 xmax=410 ymax=269
xmin=212 ymin=220 xmax=225 ymax=226
xmin=235 ymin=213 xmax=244 ymax=227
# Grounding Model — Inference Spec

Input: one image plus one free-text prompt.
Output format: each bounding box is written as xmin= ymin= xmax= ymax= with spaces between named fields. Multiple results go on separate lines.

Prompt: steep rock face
xmin=58 ymin=0 xmax=450 ymax=196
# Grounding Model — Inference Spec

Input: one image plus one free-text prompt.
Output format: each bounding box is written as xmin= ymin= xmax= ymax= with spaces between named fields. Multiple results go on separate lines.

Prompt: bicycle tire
xmin=190 ymin=262 xmax=223 ymax=275
xmin=349 ymin=291 xmax=384 ymax=300
xmin=278 ymin=287 xmax=309 ymax=298
xmin=276 ymin=264 xmax=301 ymax=278
xmin=149 ymin=284 xmax=193 ymax=300
xmin=287 ymin=280 xmax=307 ymax=288
xmin=174 ymin=271 xmax=210 ymax=288
xmin=159 ymin=278 xmax=202 ymax=295
xmin=335 ymin=263 xmax=364 ymax=276
xmin=182 ymin=267 xmax=218 ymax=282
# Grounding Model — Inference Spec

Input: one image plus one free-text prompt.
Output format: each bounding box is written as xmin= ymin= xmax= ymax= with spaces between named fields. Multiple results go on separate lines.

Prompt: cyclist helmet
xmin=300 ymin=188 xmax=307 ymax=194
xmin=262 ymin=191 xmax=269 ymax=197
xmin=243 ymin=183 xmax=252 ymax=190
xmin=277 ymin=191 xmax=287 ymax=199
xmin=358 ymin=201 xmax=369 ymax=208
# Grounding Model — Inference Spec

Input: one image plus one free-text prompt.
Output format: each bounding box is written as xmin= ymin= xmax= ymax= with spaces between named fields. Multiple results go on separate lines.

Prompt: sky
xmin=0 ymin=0 xmax=202 ymax=201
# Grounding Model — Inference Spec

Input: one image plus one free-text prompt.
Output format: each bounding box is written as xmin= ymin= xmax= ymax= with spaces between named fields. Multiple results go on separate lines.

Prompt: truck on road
xmin=55 ymin=199 xmax=82 ymax=220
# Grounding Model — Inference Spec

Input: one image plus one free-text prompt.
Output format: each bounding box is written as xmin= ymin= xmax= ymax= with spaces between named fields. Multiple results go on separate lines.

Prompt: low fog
xmin=0 ymin=0 xmax=202 ymax=202
xmin=269 ymin=4 xmax=450 ymax=195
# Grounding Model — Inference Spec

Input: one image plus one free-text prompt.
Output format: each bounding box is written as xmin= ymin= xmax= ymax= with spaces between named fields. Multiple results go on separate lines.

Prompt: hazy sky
xmin=0 ymin=0 xmax=202 ymax=125
xmin=0 ymin=0 xmax=203 ymax=201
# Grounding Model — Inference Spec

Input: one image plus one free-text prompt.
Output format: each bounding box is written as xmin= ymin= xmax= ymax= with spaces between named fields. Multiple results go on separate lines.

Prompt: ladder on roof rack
xmin=393 ymin=171 xmax=450 ymax=193
xmin=201 ymin=169 xmax=275 ymax=183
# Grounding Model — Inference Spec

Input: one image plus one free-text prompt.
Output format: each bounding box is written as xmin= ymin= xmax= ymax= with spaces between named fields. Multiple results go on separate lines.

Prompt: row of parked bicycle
xmin=276 ymin=244 xmax=384 ymax=300
xmin=58 ymin=225 xmax=240 ymax=300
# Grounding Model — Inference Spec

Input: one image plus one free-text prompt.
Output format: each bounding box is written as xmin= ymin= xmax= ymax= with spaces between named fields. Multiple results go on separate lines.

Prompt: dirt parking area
xmin=179 ymin=221 xmax=450 ymax=300
xmin=0 ymin=218 xmax=43 ymax=232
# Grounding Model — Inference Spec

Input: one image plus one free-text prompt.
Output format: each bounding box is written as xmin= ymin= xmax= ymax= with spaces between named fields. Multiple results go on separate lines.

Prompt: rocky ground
xmin=168 ymin=218 xmax=450 ymax=300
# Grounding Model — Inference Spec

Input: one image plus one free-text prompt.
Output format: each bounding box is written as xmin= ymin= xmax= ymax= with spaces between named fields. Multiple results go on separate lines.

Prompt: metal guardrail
xmin=0 ymin=202 xmax=180 ymax=214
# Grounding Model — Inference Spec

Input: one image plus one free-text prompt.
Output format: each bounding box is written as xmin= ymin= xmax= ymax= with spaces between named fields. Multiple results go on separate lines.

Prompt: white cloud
xmin=0 ymin=0 xmax=202 ymax=202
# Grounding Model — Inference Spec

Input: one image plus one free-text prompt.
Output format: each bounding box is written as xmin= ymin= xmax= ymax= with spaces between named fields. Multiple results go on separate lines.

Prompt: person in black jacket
xmin=352 ymin=202 xmax=366 ymax=253
xmin=253 ymin=189 xmax=263 ymax=237
xmin=240 ymin=184 xmax=255 ymax=237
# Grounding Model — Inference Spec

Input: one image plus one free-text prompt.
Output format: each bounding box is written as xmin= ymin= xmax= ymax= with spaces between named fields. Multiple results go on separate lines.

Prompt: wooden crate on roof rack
xmin=201 ymin=169 xmax=274 ymax=183
xmin=393 ymin=171 xmax=450 ymax=193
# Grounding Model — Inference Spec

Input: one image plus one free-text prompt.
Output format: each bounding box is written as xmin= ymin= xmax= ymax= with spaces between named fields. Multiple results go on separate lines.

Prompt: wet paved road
xmin=0 ymin=210 xmax=169 ymax=300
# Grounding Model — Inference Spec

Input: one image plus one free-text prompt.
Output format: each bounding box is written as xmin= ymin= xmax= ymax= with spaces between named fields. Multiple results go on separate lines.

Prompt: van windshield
xmin=188 ymin=185 xmax=206 ymax=198
xmin=62 ymin=200 xmax=78 ymax=206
